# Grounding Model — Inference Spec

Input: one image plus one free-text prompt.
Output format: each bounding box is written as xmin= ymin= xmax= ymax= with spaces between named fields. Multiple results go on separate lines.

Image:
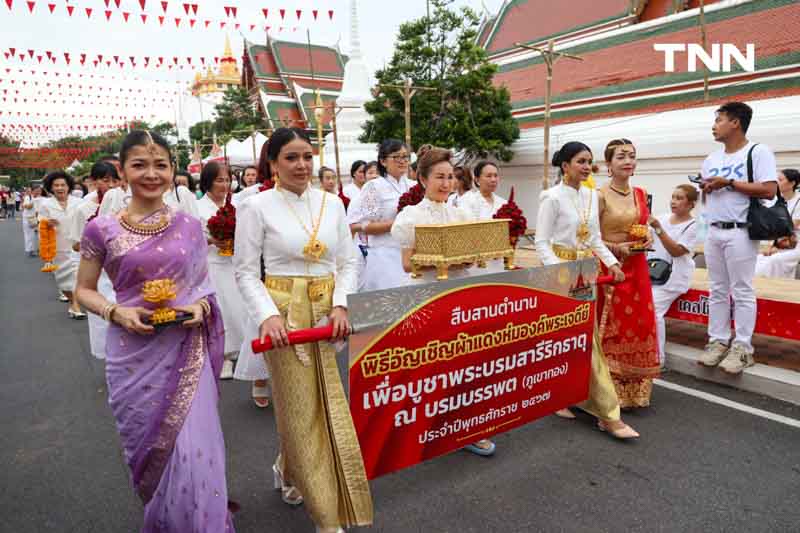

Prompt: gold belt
xmin=265 ymin=274 xmax=335 ymax=302
xmin=551 ymin=244 xmax=592 ymax=261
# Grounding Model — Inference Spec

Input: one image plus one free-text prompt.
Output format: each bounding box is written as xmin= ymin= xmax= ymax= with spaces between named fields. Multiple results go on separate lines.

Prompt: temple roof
xmin=483 ymin=0 xmax=632 ymax=55
xmin=243 ymin=38 xmax=346 ymax=131
xmin=489 ymin=0 xmax=800 ymax=128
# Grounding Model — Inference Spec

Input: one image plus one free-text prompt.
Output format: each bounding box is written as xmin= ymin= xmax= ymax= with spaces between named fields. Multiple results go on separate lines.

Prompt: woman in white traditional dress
xmin=342 ymin=160 xmax=367 ymax=203
xmin=21 ymin=185 xmax=42 ymax=256
xmin=391 ymin=145 xmax=497 ymax=457
xmin=197 ymin=161 xmax=246 ymax=380
xmin=755 ymin=169 xmax=800 ymax=279
xmin=347 ymin=139 xmax=416 ymax=291
xmin=164 ymin=170 xmax=199 ymax=218
xmin=460 ymin=161 xmax=508 ymax=275
xmin=534 ymin=141 xmax=638 ymax=439
xmin=40 ymin=171 xmax=86 ymax=319
xmin=234 ymin=128 xmax=372 ymax=533
xmin=446 ymin=165 xmax=473 ymax=208
xmin=70 ymin=161 xmax=121 ymax=358
xmin=647 ymin=185 xmax=699 ymax=365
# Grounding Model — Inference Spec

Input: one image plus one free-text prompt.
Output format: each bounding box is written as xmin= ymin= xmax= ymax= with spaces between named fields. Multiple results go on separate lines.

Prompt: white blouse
xmin=534 ymin=183 xmax=618 ymax=267
xmin=346 ymin=175 xmax=416 ymax=249
xmin=232 ymin=183 xmax=262 ymax=208
xmin=163 ymin=185 xmax=199 ymax=219
xmin=342 ymin=182 xmax=362 ymax=202
xmin=234 ymin=186 xmax=359 ymax=327
xmin=98 ymin=186 xmax=130 ymax=216
xmin=459 ymin=190 xmax=506 ymax=220
xmin=69 ymin=195 xmax=101 ymax=243
xmin=39 ymin=196 xmax=82 ymax=250
xmin=391 ymin=198 xmax=473 ymax=249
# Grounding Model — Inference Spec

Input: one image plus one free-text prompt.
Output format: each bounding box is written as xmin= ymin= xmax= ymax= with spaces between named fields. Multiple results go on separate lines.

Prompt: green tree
xmin=213 ymin=86 xmax=266 ymax=140
xmin=188 ymin=120 xmax=216 ymax=158
xmin=361 ymin=0 xmax=519 ymax=162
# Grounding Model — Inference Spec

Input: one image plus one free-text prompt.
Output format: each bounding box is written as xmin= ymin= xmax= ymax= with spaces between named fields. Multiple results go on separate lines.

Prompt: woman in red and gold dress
xmin=597 ymin=139 xmax=660 ymax=408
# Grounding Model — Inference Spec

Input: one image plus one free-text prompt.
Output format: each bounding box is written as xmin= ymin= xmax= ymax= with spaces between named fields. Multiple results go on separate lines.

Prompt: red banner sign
xmin=665 ymin=288 xmax=800 ymax=341
xmin=349 ymin=282 xmax=594 ymax=479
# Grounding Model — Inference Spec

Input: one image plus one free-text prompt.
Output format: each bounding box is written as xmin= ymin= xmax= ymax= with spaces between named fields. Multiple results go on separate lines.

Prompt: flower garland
xmin=207 ymin=192 xmax=236 ymax=256
xmin=493 ymin=186 xmax=527 ymax=247
xmin=397 ymin=183 xmax=424 ymax=213
xmin=39 ymin=219 xmax=58 ymax=272
xmin=338 ymin=180 xmax=350 ymax=210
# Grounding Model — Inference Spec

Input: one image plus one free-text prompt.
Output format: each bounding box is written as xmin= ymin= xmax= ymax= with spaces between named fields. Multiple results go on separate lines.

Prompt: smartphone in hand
xmin=688 ymin=174 xmax=704 ymax=185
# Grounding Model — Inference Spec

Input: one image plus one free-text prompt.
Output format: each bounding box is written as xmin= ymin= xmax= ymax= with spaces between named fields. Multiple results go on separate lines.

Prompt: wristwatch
xmin=654 ymin=227 xmax=663 ymax=236
xmin=726 ymin=178 xmax=735 ymax=191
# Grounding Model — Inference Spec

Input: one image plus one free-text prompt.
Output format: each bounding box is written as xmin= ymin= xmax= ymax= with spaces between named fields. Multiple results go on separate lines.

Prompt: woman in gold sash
xmin=234 ymin=128 xmax=372 ymax=533
xmin=534 ymin=141 xmax=639 ymax=439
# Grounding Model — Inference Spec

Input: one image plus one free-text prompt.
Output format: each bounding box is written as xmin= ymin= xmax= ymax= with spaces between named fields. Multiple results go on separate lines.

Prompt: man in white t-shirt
xmin=698 ymin=101 xmax=778 ymax=373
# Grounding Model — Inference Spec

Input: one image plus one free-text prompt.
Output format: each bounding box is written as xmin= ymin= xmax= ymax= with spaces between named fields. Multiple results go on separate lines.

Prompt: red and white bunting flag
xmin=296 ymin=9 xmax=301 ymax=20
xmin=114 ymin=0 xmax=121 ymax=7
xmin=158 ymin=15 xmax=164 ymax=25
xmin=161 ymin=1 xmax=168 ymax=13
xmin=328 ymin=9 xmax=334 ymax=20
xmin=47 ymin=2 xmax=54 ymax=13
xmin=85 ymin=7 xmax=92 ymax=18
xmin=189 ymin=18 xmax=195 ymax=27
xmin=279 ymin=8 xmax=285 ymax=19
xmin=139 ymin=0 xmax=146 ymax=10
xmin=191 ymin=3 xmax=197 ymax=15
xmin=25 ymin=0 xmax=34 ymax=13
xmin=182 ymin=2 xmax=189 ymax=14
xmin=249 ymin=23 xmax=255 ymax=30
xmin=261 ymin=8 xmax=267 ymax=18
xmin=4 ymin=0 xmax=13 ymax=12
xmin=220 ymin=21 xmax=225 ymax=28
xmin=122 ymin=11 xmax=129 ymax=21
xmin=204 ymin=19 xmax=210 ymax=27
xmin=174 ymin=17 xmax=180 ymax=27
xmin=66 ymin=4 xmax=73 ymax=15
xmin=105 ymin=9 xmax=112 ymax=20
xmin=230 ymin=6 xmax=237 ymax=18
xmin=312 ymin=9 xmax=318 ymax=20
xmin=103 ymin=0 xmax=110 ymax=7
xmin=141 ymin=13 xmax=147 ymax=23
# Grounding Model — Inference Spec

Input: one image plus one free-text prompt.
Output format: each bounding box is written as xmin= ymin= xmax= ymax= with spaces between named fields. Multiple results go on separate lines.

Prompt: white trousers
xmin=652 ymin=286 xmax=686 ymax=364
xmin=22 ymin=218 xmax=37 ymax=253
xmin=704 ymin=227 xmax=758 ymax=350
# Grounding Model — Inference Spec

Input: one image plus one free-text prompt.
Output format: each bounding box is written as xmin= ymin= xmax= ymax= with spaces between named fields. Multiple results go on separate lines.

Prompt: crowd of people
xmin=11 ymin=100 xmax=799 ymax=532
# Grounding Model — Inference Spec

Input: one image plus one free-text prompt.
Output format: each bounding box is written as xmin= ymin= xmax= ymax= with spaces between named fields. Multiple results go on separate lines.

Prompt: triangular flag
xmin=103 ymin=0 xmax=109 ymax=6
xmin=66 ymin=4 xmax=73 ymax=15
xmin=249 ymin=24 xmax=255 ymax=30
xmin=114 ymin=55 xmax=119 ymax=63
xmin=26 ymin=1 xmax=34 ymax=13
xmin=47 ymin=2 xmax=53 ymax=13
xmin=85 ymin=7 xmax=92 ymax=17
xmin=140 ymin=13 xmax=147 ymax=23
xmin=230 ymin=6 xmax=236 ymax=17
xmin=279 ymin=8 xmax=285 ymax=19
xmin=174 ymin=17 xmax=180 ymax=27
xmin=182 ymin=2 xmax=188 ymax=14
xmin=261 ymin=8 xmax=267 ymax=18
xmin=220 ymin=21 xmax=225 ymax=28
xmin=105 ymin=9 xmax=112 ymax=20
xmin=296 ymin=9 xmax=301 ymax=20
xmin=9 ymin=48 xmax=15 ymax=56
xmin=204 ymin=19 xmax=209 ymax=27
xmin=4 ymin=0 xmax=12 ymax=11
xmin=189 ymin=18 xmax=194 ymax=27
xmin=114 ymin=0 xmax=121 ymax=7
xmin=328 ymin=9 xmax=334 ymax=20
xmin=122 ymin=11 xmax=129 ymax=21
xmin=158 ymin=15 xmax=164 ymax=24
xmin=161 ymin=1 xmax=167 ymax=13
xmin=191 ymin=3 xmax=197 ymax=15
xmin=28 ymin=49 xmax=33 ymax=58
xmin=312 ymin=9 xmax=318 ymax=20
xmin=138 ymin=0 xmax=146 ymax=10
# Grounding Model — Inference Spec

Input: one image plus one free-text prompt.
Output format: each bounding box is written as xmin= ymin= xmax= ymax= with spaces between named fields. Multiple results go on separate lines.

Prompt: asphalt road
xmin=1 ymin=218 xmax=799 ymax=533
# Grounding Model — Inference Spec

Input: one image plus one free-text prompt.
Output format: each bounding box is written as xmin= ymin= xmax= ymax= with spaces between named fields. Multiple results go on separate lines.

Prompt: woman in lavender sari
xmin=76 ymin=130 xmax=235 ymax=532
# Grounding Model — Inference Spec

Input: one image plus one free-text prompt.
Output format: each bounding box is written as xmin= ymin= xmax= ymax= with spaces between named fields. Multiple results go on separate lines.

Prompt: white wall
xmin=498 ymin=95 xmax=800 ymax=225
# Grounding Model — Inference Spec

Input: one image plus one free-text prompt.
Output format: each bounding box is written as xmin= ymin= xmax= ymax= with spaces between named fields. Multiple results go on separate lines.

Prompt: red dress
xmin=597 ymin=186 xmax=660 ymax=408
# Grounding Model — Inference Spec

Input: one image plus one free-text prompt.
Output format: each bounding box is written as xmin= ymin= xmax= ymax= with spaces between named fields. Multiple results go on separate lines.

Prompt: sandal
xmin=554 ymin=408 xmax=576 ymax=419
xmin=68 ymin=309 xmax=87 ymax=320
xmin=252 ymin=382 xmax=270 ymax=408
xmin=597 ymin=419 xmax=640 ymax=440
xmin=463 ymin=439 xmax=496 ymax=457
xmin=273 ymin=463 xmax=303 ymax=506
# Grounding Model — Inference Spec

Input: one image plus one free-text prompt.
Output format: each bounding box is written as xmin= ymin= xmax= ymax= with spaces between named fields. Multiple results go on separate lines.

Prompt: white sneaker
xmin=698 ymin=341 xmax=728 ymax=367
xmin=719 ymin=343 xmax=755 ymax=375
xmin=220 ymin=359 xmax=234 ymax=380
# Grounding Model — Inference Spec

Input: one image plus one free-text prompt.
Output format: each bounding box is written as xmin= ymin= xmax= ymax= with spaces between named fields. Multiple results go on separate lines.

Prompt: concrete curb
xmin=664 ymin=341 xmax=800 ymax=406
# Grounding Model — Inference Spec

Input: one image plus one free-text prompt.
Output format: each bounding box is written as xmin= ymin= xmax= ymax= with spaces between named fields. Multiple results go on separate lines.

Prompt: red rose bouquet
xmin=397 ymin=183 xmax=424 ymax=213
xmin=207 ymin=192 xmax=236 ymax=256
xmin=493 ymin=187 xmax=527 ymax=247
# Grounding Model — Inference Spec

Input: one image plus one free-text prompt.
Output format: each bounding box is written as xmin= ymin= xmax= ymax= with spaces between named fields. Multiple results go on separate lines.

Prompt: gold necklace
xmin=609 ymin=184 xmax=631 ymax=196
xmin=568 ymin=187 xmax=592 ymax=245
xmin=279 ymin=187 xmax=328 ymax=262
xmin=119 ymin=208 xmax=170 ymax=236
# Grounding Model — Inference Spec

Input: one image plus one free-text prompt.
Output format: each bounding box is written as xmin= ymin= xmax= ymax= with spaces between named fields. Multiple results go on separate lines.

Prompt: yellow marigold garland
xmin=39 ymin=219 xmax=58 ymax=272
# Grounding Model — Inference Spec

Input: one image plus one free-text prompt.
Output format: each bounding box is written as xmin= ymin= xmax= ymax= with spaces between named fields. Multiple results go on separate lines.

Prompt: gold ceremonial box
xmin=411 ymin=219 xmax=515 ymax=280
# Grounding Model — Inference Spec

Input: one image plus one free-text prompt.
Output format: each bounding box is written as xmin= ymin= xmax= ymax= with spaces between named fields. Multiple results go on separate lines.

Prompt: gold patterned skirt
xmin=577 ymin=332 xmax=622 ymax=422
xmin=263 ymin=275 xmax=373 ymax=529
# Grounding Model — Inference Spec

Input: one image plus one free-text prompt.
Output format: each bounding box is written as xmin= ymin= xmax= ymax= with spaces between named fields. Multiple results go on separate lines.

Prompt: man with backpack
xmin=698 ymin=101 xmax=778 ymax=374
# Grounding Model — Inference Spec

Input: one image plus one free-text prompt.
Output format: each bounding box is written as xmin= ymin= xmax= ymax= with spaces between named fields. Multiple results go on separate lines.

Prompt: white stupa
xmin=322 ymin=0 xmax=377 ymax=182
